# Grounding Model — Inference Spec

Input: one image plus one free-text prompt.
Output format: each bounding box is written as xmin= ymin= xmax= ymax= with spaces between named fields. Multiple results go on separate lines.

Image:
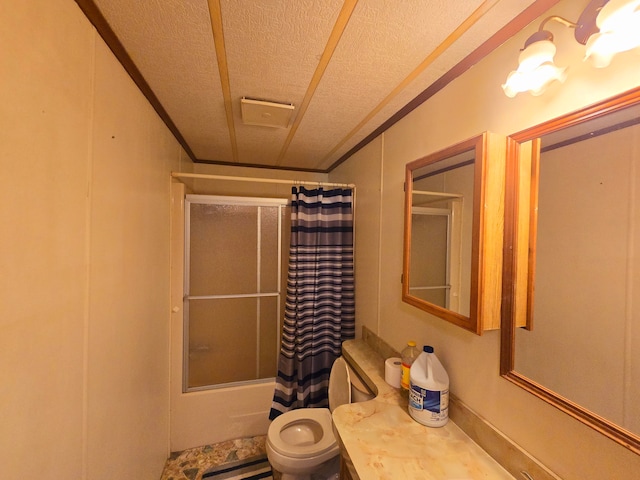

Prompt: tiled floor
xmin=159 ymin=435 xmax=268 ymax=480
xmin=159 ymin=433 xmax=341 ymax=480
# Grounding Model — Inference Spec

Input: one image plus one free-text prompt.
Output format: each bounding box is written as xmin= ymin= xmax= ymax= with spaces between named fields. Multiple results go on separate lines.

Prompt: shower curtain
xmin=269 ymin=186 xmax=355 ymax=419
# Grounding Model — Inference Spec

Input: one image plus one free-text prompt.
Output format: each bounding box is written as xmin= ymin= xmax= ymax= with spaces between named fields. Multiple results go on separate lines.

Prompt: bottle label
xmin=401 ymin=363 xmax=411 ymax=389
xmin=409 ymin=384 xmax=449 ymax=415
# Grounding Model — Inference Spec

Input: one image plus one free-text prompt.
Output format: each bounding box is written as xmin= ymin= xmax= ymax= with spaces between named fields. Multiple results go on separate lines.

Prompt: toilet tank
xmin=345 ymin=362 xmax=375 ymax=402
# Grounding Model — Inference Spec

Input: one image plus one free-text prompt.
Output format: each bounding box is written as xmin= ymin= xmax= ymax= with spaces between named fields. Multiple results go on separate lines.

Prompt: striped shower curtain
xmin=269 ymin=186 xmax=355 ymax=419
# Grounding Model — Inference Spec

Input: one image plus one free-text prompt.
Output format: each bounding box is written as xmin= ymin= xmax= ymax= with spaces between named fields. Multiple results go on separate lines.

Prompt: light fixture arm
xmin=574 ymin=0 xmax=608 ymax=43
xmin=538 ymin=15 xmax=578 ymax=31
xmin=522 ymin=17 xmax=575 ymax=49
xmin=522 ymin=0 xmax=608 ymax=49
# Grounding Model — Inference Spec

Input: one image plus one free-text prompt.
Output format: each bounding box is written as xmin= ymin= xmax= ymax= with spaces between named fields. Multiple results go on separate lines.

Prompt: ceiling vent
xmin=240 ymin=97 xmax=295 ymax=128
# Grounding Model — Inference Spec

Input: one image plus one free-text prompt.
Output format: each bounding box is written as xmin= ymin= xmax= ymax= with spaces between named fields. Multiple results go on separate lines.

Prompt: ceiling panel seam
xmin=275 ymin=0 xmax=360 ymax=167
xmin=326 ymin=0 xmax=562 ymax=173
xmin=317 ymin=0 xmax=502 ymax=169
xmin=207 ymin=0 xmax=238 ymax=163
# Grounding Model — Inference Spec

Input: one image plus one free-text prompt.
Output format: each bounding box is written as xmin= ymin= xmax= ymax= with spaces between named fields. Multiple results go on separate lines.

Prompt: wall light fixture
xmin=502 ymin=0 xmax=640 ymax=98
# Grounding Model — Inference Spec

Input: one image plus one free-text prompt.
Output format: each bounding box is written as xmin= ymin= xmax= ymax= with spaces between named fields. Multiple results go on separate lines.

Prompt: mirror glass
xmin=502 ymin=87 xmax=640 ymax=455
xmin=410 ymin=152 xmax=473 ymax=314
xmin=404 ymin=133 xmax=505 ymax=334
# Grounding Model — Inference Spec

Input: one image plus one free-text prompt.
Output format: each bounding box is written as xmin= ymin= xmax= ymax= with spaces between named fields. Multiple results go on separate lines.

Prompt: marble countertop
xmin=333 ymin=339 xmax=515 ymax=480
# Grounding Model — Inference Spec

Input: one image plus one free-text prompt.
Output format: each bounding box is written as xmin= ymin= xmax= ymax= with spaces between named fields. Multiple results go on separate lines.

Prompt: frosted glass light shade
xmin=502 ymin=40 xmax=567 ymax=98
xmin=585 ymin=0 xmax=640 ymax=67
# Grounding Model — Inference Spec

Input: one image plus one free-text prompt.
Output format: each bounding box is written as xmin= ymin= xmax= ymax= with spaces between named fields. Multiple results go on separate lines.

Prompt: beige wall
xmin=330 ymin=1 xmax=640 ymax=479
xmin=1 ymin=1 xmax=186 ymax=478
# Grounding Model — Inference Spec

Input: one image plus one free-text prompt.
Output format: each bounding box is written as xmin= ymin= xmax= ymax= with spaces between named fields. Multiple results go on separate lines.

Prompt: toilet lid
xmin=328 ymin=356 xmax=351 ymax=412
xmin=267 ymin=408 xmax=337 ymax=459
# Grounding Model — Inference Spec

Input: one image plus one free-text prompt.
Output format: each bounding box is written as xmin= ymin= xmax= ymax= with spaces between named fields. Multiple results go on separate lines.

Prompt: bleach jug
xmin=408 ymin=345 xmax=449 ymax=427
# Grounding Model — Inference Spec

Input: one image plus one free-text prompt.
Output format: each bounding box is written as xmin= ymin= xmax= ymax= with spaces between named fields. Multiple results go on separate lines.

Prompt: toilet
xmin=266 ymin=357 xmax=373 ymax=480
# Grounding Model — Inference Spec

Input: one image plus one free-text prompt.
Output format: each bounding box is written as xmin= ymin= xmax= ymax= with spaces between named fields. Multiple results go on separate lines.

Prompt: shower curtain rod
xmin=171 ymin=172 xmax=355 ymax=189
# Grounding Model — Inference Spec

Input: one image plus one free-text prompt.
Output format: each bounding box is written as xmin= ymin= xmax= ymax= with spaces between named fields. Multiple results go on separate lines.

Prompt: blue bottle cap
xmin=423 ymin=345 xmax=434 ymax=353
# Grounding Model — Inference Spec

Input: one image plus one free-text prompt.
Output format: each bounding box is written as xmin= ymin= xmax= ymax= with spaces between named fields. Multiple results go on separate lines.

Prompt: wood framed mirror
xmin=403 ymin=132 xmax=506 ymax=335
xmin=501 ymin=86 xmax=640 ymax=455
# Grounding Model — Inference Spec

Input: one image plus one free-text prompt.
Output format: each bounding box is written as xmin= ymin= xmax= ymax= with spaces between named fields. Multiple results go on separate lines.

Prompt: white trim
xmin=186 ymin=292 xmax=280 ymax=300
xmin=186 ymin=194 xmax=288 ymax=206
xmin=412 ymin=206 xmax=451 ymax=216
xmin=183 ymin=199 xmax=192 ymax=392
xmin=256 ymin=206 xmax=262 ymax=378
xmin=413 ymin=189 xmax=463 ymax=198
xmin=173 ymin=171 xmax=355 ymax=189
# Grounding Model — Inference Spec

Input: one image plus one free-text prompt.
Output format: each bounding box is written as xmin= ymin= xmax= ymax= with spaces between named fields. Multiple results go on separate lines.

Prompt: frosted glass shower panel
xmin=258 ymin=296 xmax=279 ymax=379
xmin=184 ymin=195 xmax=287 ymax=391
xmin=410 ymin=212 xmax=448 ymax=307
xmin=260 ymin=206 xmax=279 ymax=293
xmin=189 ymin=203 xmax=258 ymax=296
xmin=185 ymin=295 xmax=280 ymax=389
xmin=188 ymin=298 xmax=258 ymax=387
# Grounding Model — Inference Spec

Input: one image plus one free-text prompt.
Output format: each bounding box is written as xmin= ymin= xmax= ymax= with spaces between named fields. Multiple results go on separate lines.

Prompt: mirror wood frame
xmin=501 ymin=86 xmax=640 ymax=455
xmin=403 ymin=132 xmax=506 ymax=335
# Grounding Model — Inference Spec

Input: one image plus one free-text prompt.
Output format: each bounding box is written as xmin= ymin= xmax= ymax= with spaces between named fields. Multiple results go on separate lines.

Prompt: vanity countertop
xmin=333 ymin=339 xmax=514 ymax=480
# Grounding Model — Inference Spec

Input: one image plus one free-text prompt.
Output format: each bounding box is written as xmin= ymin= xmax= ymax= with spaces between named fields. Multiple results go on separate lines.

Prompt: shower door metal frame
xmin=183 ymin=194 xmax=288 ymax=393
xmin=410 ymin=198 xmax=463 ymax=312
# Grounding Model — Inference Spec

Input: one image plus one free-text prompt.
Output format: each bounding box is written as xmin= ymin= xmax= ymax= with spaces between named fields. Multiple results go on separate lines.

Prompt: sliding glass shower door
xmin=184 ymin=195 xmax=289 ymax=391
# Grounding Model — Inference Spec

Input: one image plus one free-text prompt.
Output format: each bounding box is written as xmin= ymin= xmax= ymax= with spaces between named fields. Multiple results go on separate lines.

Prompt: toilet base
xmin=271 ymin=455 xmax=339 ymax=480
xmin=279 ymin=472 xmax=308 ymax=480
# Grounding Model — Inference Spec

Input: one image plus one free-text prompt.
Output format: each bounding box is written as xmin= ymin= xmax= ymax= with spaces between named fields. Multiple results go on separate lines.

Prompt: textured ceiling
xmin=77 ymin=0 xmax=557 ymax=172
